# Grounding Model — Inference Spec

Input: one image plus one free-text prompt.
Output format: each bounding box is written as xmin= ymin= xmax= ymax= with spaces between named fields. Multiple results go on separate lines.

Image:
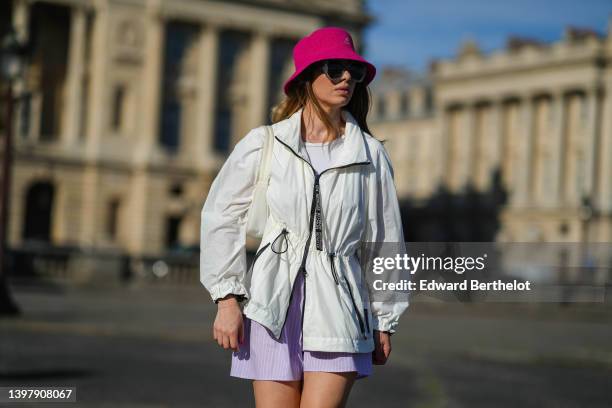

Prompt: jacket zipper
xmin=343 ymin=274 xmax=367 ymax=339
xmin=274 ymin=135 xmax=370 ymax=255
xmin=247 ymin=242 xmax=270 ymax=275
xmin=330 ymin=252 xmax=367 ymax=339
xmin=328 ymin=252 xmax=339 ymax=285
xmin=275 ymin=136 xmax=371 ymax=341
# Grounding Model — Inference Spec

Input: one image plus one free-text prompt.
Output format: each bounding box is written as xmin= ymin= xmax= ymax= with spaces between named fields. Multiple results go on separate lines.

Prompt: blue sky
xmin=363 ymin=0 xmax=612 ymax=73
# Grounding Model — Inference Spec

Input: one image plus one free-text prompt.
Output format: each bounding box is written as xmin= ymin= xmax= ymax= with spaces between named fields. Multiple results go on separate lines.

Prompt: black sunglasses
xmin=319 ymin=59 xmax=367 ymax=83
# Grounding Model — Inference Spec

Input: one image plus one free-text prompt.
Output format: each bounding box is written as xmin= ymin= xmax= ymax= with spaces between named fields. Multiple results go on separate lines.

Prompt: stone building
xmin=370 ymin=23 xmax=612 ymax=244
xmin=2 ymin=0 xmax=611 ymax=286
xmin=0 ymin=0 xmax=373 ymax=270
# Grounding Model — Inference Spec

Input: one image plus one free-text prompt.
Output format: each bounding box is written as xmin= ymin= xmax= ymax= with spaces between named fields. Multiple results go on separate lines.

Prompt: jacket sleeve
xmin=362 ymin=143 xmax=410 ymax=334
xmin=200 ymin=127 xmax=264 ymax=303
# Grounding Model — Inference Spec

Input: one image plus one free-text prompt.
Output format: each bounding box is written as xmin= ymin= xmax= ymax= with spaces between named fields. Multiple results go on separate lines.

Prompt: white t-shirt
xmin=300 ymin=133 xmax=346 ymax=175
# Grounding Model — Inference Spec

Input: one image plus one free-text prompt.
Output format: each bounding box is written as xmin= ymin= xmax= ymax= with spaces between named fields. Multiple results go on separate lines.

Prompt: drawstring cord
xmin=271 ymin=228 xmax=289 ymax=254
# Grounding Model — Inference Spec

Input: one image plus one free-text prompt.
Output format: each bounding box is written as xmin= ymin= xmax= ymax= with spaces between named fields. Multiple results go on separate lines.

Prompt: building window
xmin=268 ymin=39 xmax=296 ymax=125
xmin=214 ymin=30 xmax=250 ymax=154
xmin=111 ymin=85 xmax=126 ymax=132
xmin=107 ymin=198 xmax=120 ymax=240
xmin=30 ymin=3 xmax=70 ymax=141
xmin=214 ymin=108 xmax=231 ymax=153
xmin=377 ymin=95 xmax=387 ymax=119
xmin=559 ymin=222 xmax=570 ymax=236
xmin=580 ymin=93 xmax=588 ymax=125
xmin=169 ymin=182 xmax=183 ymax=197
xmin=159 ymin=22 xmax=199 ymax=153
xmin=23 ymin=181 xmax=54 ymax=242
xmin=424 ymin=87 xmax=434 ymax=112
xmin=158 ymin=21 xmax=200 ymax=153
xmin=166 ymin=215 xmax=182 ymax=250
xmin=79 ymin=76 xmax=89 ymax=139
xmin=400 ymin=92 xmax=410 ymax=116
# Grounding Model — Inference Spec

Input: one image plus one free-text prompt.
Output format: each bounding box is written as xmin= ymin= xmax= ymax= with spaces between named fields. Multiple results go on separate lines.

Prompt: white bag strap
xmin=256 ymin=125 xmax=274 ymax=185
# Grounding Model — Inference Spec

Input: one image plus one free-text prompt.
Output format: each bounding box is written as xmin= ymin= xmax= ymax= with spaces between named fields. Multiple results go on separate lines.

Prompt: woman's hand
xmin=372 ymin=330 xmax=392 ymax=365
xmin=213 ymin=295 xmax=244 ymax=352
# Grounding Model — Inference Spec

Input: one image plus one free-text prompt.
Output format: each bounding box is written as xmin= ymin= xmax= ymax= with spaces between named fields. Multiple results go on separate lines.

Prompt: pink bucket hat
xmin=283 ymin=26 xmax=377 ymax=95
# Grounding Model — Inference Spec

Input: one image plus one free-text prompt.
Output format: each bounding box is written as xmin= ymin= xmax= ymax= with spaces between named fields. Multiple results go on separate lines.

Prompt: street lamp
xmin=1 ymin=29 xmax=25 ymax=80
xmin=0 ymin=27 xmax=27 ymax=316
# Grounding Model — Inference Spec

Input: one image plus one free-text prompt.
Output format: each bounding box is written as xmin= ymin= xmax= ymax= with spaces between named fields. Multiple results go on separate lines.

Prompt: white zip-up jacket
xmin=200 ymin=107 xmax=409 ymax=353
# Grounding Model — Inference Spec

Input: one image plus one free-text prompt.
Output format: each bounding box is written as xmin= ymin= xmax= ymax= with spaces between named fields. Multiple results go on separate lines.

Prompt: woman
xmin=200 ymin=26 xmax=409 ymax=407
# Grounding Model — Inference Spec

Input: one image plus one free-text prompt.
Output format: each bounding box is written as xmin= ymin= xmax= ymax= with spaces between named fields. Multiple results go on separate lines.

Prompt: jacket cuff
xmin=209 ymin=279 xmax=249 ymax=304
xmin=372 ymin=315 xmax=398 ymax=334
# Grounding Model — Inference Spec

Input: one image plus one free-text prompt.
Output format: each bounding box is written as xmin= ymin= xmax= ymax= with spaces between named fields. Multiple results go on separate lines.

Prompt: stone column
xmin=510 ymin=94 xmax=532 ymax=207
xmin=564 ymin=93 xmax=585 ymax=207
xmin=442 ymin=105 xmax=455 ymax=190
xmin=84 ymin=3 xmax=108 ymax=159
xmin=550 ymin=89 xmax=566 ymax=208
xmin=249 ymin=31 xmax=271 ymax=127
xmin=529 ymin=96 xmax=548 ymax=207
xmin=62 ymin=6 xmax=87 ymax=146
xmin=128 ymin=3 xmax=165 ymax=255
xmin=80 ymin=4 xmax=108 ymax=246
xmin=194 ymin=23 xmax=220 ymax=172
xmin=473 ymin=104 xmax=486 ymax=190
xmin=438 ymin=105 xmax=451 ymax=190
xmin=526 ymin=95 xmax=538 ymax=206
xmin=497 ymin=100 xmax=515 ymax=205
xmin=467 ymin=102 xmax=481 ymax=190
xmin=411 ymin=88 xmax=423 ymax=117
xmin=596 ymin=77 xmax=612 ymax=229
xmin=444 ymin=105 xmax=463 ymax=191
xmin=490 ymin=98 xmax=504 ymax=191
xmin=583 ymin=86 xmax=602 ymax=203
xmin=135 ymin=4 xmax=165 ymax=165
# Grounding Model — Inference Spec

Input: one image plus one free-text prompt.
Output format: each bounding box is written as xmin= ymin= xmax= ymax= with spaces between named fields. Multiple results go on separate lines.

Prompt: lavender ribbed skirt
xmin=230 ymin=271 xmax=373 ymax=381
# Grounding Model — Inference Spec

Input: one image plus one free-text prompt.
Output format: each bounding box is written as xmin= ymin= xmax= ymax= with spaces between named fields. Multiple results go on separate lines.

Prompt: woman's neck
xmin=301 ymin=103 xmax=345 ymax=143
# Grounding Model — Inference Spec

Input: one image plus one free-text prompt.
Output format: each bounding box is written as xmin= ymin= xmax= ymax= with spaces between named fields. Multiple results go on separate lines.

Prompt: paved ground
xmin=1 ymin=279 xmax=612 ymax=407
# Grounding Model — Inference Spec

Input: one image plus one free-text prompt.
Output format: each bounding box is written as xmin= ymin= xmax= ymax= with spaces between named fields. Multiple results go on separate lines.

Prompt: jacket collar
xmin=273 ymin=107 xmax=370 ymax=168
